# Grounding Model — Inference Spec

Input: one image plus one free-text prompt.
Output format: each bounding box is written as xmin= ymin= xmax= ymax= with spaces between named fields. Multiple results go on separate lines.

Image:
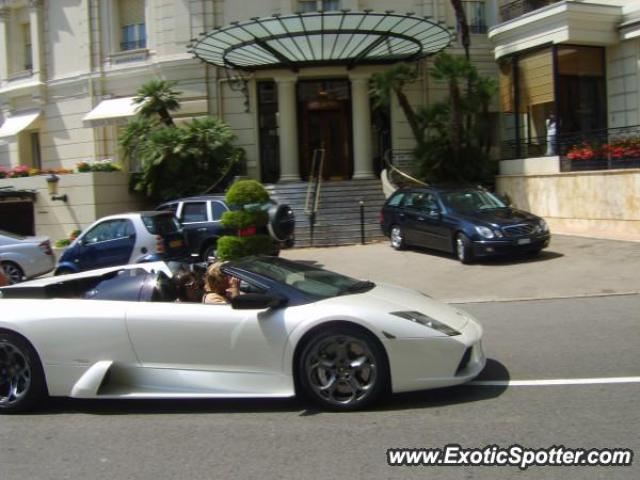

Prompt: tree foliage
xmin=217 ymin=180 xmax=274 ymax=260
xmin=370 ymin=53 xmax=497 ymax=184
xmin=121 ymin=80 xmax=244 ymax=201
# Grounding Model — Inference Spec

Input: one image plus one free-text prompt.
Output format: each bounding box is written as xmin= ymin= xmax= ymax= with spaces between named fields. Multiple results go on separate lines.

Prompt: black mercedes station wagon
xmin=380 ymin=186 xmax=551 ymax=263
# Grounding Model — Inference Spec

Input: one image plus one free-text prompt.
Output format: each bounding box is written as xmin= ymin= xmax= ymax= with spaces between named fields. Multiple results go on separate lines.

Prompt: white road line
xmin=470 ymin=377 xmax=640 ymax=387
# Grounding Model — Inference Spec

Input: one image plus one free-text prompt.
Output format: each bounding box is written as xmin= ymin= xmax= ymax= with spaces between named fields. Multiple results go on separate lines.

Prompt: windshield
xmin=142 ymin=214 xmax=182 ymax=235
xmin=230 ymin=257 xmax=374 ymax=299
xmin=440 ymin=190 xmax=507 ymax=213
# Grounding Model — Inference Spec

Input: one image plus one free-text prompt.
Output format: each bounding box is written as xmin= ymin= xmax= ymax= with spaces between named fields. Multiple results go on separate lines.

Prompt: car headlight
xmin=539 ymin=219 xmax=549 ymax=233
xmin=391 ymin=311 xmax=461 ymax=336
xmin=475 ymin=226 xmax=495 ymax=239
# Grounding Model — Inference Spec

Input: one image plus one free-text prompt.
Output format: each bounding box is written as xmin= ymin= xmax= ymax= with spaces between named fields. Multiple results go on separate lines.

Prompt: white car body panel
xmin=0 ymin=262 xmax=485 ymax=401
xmin=0 ymin=233 xmax=55 ymax=279
xmin=69 ymin=213 xmax=163 ymax=264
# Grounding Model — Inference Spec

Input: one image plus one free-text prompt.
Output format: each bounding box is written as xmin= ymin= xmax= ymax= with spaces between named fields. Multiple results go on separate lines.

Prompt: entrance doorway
xmin=0 ymin=201 xmax=34 ymax=236
xmin=298 ymin=80 xmax=352 ymax=180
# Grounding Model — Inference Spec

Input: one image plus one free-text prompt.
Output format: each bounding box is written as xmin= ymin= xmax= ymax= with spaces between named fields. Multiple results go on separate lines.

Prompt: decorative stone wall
xmin=497 ymin=169 xmax=640 ymax=240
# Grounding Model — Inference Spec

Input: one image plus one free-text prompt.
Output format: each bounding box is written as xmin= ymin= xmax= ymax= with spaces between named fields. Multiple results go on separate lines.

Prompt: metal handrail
xmin=501 ymin=124 xmax=640 ymax=161
xmin=499 ymin=0 xmax=560 ymax=22
xmin=383 ymin=149 xmax=428 ymax=187
xmin=304 ymin=146 xmax=325 ymax=246
xmin=304 ymin=146 xmax=325 ymax=215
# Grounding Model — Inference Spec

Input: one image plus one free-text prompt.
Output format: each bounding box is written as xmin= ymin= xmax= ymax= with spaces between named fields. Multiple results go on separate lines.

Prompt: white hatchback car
xmin=55 ymin=211 xmax=189 ymax=275
xmin=0 ymin=230 xmax=55 ymax=284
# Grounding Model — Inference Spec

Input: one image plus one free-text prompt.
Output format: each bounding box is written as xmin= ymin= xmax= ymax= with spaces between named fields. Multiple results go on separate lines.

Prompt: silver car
xmin=0 ymin=230 xmax=55 ymax=284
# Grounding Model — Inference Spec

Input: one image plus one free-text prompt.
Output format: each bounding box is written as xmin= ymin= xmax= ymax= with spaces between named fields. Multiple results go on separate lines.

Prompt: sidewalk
xmin=281 ymin=235 xmax=640 ymax=303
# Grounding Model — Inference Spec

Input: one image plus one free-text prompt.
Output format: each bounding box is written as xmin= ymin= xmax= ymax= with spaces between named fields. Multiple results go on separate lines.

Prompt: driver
xmin=202 ymin=261 xmax=240 ymax=304
xmin=174 ymin=269 xmax=203 ymax=303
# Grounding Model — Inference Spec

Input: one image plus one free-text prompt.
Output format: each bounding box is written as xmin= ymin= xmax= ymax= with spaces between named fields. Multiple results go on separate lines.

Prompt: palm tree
xmin=133 ymin=79 xmax=181 ymax=127
xmin=450 ymin=0 xmax=470 ymax=61
xmin=370 ymin=64 xmax=422 ymax=143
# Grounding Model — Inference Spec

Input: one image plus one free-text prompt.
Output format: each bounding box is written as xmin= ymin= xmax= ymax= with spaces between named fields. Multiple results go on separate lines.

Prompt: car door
xmin=413 ymin=193 xmax=452 ymax=251
xmin=74 ymin=219 xmax=136 ymax=270
xmin=399 ymin=192 xmax=427 ymax=246
xmin=178 ymin=201 xmax=210 ymax=253
xmin=124 ymin=300 xmax=290 ymax=382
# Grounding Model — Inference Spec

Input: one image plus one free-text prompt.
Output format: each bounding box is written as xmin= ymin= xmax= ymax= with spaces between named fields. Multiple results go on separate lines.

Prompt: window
xmin=298 ymin=0 xmax=341 ymax=13
xmin=119 ymin=0 xmax=146 ymax=51
xmin=211 ymin=201 xmax=228 ymax=221
xmin=387 ymin=192 xmax=404 ymax=207
xmin=464 ymin=2 xmax=487 ymax=34
xmin=181 ymin=202 xmax=208 ymax=223
xmin=23 ymin=23 xmax=32 ymax=70
xmin=29 ymin=132 xmax=41 ymax=170
xmin=84 ymin=220 xmax=133 ymax=244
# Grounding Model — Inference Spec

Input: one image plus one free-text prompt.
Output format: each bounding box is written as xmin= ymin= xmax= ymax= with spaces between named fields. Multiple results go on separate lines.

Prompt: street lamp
xmin=46 ymin=174 xmax=68 ymax=202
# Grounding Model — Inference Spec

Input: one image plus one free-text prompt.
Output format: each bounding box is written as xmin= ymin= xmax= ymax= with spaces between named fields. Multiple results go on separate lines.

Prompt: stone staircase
xmin=265 ymin=179 xmax=388 ymax=247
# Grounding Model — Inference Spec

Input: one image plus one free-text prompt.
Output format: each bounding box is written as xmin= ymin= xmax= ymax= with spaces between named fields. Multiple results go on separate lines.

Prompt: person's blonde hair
xmin=204 ymin=261 xmax=228 ymax=295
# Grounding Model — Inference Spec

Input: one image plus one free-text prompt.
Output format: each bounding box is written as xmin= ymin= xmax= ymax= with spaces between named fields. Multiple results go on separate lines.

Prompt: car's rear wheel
xmin=202 ymin=244 xmax=218 ymax=262
xmin=390 ymin=225 xmax=405 ymax=250
xmin=455 ymin=233 xmax=474 ymax=264
xmin=54 ymin=267 xmax=74 ymax=276
xmin=0 ymin=332 xmax=47 ymax=414
xmin=298 ymin=327 xmax=388 ymax=411
xmin=1 ymin=262 xmax=24 ymax=284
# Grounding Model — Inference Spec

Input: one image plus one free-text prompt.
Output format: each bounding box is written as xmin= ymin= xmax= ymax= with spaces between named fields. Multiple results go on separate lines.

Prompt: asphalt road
xmin=1 ymin=294 xmax=638 ymax=480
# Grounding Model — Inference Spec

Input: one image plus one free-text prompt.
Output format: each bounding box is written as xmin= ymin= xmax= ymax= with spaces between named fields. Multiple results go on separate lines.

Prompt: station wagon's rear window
xmin=142 ymin=214 xmax=181 ymax=235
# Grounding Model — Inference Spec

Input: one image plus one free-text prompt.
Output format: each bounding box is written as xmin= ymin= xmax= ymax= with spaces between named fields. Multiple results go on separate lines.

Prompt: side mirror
xmin=231 ymin=293 xmax=287 ymax=310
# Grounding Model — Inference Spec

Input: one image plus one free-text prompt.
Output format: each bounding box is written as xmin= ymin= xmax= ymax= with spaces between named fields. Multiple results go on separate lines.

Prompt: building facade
xmin=491 ymin=0 xmax=640 ymax=239
xmin=0 ymin=0 xmax=500 ymax=240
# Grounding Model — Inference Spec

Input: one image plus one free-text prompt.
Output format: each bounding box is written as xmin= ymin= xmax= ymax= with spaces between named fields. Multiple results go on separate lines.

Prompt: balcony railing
xmin=501 ymin=125 xmax=640 ymax=172
xmin=500 ymin=0 xmax=561 ymax=22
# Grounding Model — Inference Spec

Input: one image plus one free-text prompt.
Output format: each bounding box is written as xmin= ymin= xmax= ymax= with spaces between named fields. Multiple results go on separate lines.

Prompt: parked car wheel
xmin=202 ymin=243 xmax=218 ymax=262
xmin=298 ymin=326 xmax=388 ymax=411
xmin=390 ymin=225 xmax=405 ymax=250
xmin=1 ymin=262 xmax=24 ymax=284
xmin=54 ymin=267 xmax=75 ymax=276
xmin=455 ymin=233 xmax=474 ymax=264
xmin=0 ymin=332 xmax=47 ymax=413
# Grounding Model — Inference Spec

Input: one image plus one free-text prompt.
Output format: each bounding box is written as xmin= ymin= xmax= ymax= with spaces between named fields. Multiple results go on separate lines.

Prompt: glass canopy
xmin=189 ymin=10 xmax=452 ymax=71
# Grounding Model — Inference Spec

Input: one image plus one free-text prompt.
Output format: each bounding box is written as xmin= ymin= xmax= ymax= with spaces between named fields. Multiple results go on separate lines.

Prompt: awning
xmin=83 ymin=97 xmax=142 ymax=127
xmin=0 ymin=187 xmax=37 ymax=200
xmin=0 ymin=111 xmax=42 ymax=138
xmin=190 ymin=10 xmax=452 ymax=71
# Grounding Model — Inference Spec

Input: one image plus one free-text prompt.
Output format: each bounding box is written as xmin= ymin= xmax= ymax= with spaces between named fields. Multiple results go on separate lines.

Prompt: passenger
xmin=202 ymin=261 xmax=240 ymax=304
xmin=174 ymin=269 xmax=203 ymax=303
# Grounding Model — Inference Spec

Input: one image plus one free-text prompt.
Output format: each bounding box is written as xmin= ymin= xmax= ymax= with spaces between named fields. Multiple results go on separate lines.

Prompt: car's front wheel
xmin=298 ymin=326 xmax=388 ymax=411
xmin=0 ymin=332 xmax=47 ymax=414
xmin=455 ymin=233 xmax=474 ymax=264
xmin=1 ymin=262 xmax=24 ymax=284
xmin=390 ymin=225 xmax=405 ymax=250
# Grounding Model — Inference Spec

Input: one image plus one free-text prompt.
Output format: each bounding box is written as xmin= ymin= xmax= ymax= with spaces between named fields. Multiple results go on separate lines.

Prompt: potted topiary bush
xmin=216 ymin=180 xmax=275 ymax=260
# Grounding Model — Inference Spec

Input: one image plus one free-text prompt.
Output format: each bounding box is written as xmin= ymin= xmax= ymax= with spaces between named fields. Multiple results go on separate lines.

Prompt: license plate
xmin=517 ymin=237 xmax=531 ymax=245
xmin=169 ymin=239 xmax=183 ymax=248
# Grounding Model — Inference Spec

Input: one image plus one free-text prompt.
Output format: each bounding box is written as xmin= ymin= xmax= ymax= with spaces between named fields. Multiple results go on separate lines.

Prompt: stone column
xmin=29 ymin=0 xmax=44 ymax=78
xmin=0 ymin=8 xmax=10 ymax=81
xmin=276 ymin=75 xmax=300 ymax=182
xmin=350 ymin=73 xmax=375 ymax=179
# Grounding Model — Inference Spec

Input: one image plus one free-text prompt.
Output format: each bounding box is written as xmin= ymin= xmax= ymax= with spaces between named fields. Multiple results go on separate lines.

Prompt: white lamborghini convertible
xmin=0 ymin=256 xmax=485 ymax=412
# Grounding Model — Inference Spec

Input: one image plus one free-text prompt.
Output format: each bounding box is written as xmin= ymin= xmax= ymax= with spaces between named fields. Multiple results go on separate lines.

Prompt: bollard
xmin=359 ymin=200 xmax=365 ymax=245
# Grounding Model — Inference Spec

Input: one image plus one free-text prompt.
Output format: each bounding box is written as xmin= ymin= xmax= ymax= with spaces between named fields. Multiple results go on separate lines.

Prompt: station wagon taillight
xmin=39 ymin=240 xmax=53 ymax=256
xmin=155 ymin=235 xmax=166 ymax=253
